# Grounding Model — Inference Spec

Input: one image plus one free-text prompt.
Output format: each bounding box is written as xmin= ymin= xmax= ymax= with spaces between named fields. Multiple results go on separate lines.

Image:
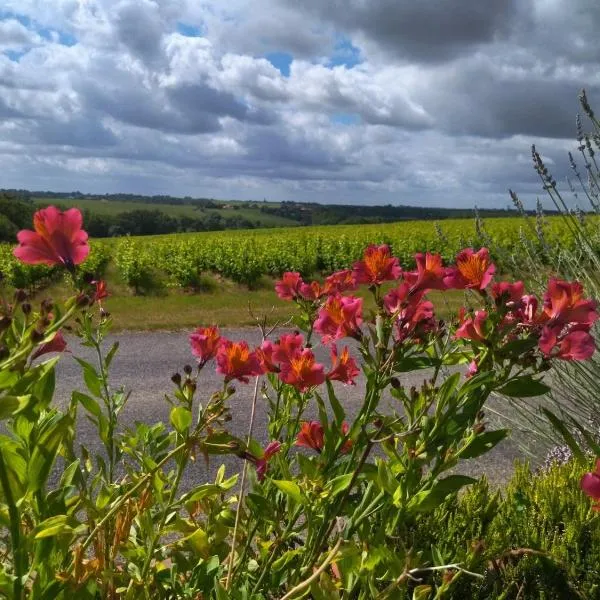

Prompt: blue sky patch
xmin=330 ymin=112 xmax=361 ymax=126
xmin=328 ymin=37 xmax=361 ymax=68
xmin=4 ymin=49 xmax=27 ymax=62
xmin=265 ymin=51 xmax=293 ymax=77
xmin=176 ymin=22 xmax=204 ymax=37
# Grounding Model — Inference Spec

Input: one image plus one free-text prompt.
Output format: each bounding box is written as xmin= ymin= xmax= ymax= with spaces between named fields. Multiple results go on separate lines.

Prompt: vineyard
xmin=0 ymin=215 xmax=594 ymax=292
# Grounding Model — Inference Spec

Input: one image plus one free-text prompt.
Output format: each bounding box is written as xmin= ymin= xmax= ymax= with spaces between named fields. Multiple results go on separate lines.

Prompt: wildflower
xmin=275 ymin=272 xmax=304 ymax=300
xmin=32 ymin=330 xmax=68 ymax=360
xmin=298 ymin=281 xmax=326 ymax=300
xmin=272 ymin=333 xmax=305 ymax=364
xmin=466 ymin=360 xmax=479 ymax=378
xmin=279 ymin=348 xmax=325 ymax=391
xmin=541 ymin=278 xmax=598 ymax=327
xmin=216 ymin=340 xmax=263 ymax=383
xmin=324 ymin=269 xmax=358 ymax=294
xmin=353 ymin=244 xmax=401 ymax=285
xmin=190 ymin=326 xmax=222 ymax=364
xmin=383 ymin=282 xmax=414 ymax=315
xmin=395 ymin=299 xmax=436 ymax=343
xmin=314 ymin=294 xmax=363 ymax=343
xmin=14 ymin=206 xmax=90 ymax=268
xmin=404 ymin=252 xmax=448 ymax=293
xmin=255 ymin=441 xmax=282 ymax=481
xmin=92 ymin=280 xmax=109 ymax=304
xmin=327 ymin=345 xmax=360 ymax=385
xmin=581 ymin=459 xmax=600 ymax=509
xmin=296 ymin=421 xmax=324 ymax=452
xmin=491 ymin=281 xmax=525 ymax=303
xmin=444 ymin=248 xmax=495 ymax=291
xmin=256 ymin=340 xmax=278 ymax=372
xmin=539 ymin=326 xmax=596 ymax=361
xmin=455 ymin=310 xmax=488 ymax=343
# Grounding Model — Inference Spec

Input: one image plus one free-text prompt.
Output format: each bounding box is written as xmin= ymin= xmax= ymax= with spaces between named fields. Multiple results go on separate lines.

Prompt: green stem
xmin=0 ymin=449 xmax=24 ymax=600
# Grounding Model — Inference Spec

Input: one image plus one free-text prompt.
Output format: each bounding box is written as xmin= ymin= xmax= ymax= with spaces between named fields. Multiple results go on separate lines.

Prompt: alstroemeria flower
xmin=275 ymin=272 xmax=304 ymax=300
xmin=491 ymin=281 xmax=525 ymax=304
xmin=216 ymin=340 xmax=263 ymax=383
xmin=404 ymin=252 xmax=448 ymax=293
xmin=353 ymin=244 xmax=401 ymax=285
xmin=190 ymin=326 xmax=222 ymax=364
xmin=256 ymin=340 xmax=278 ymax=373
xmin=455 ymin=310 xmax=488 ymax=342
xmin=581 ymin=459 xmax=600 ymax=510
xmin=92 ymin=280 xmax=109 ymax=304
xmin=272 ymin=333 xmax=305 ymax=364
xmin=324 ymin=269 xmax=358 ymax=295
xmin=395 ymin=299 xmax=436 ymax=343
xmin=279 ymin=348 xmax=325 ymax=391
xmin=444 ymin=248 xmax=496 ymax=291
xmin=14 ymin=206 xmax=90 ymax=268
xmin=466 ymin=360 xmax=479 ymax=378
xmin=298 ymin=281 xmax=326 ymax=300
xmin=296 ymin=421 xmax=325 ymax=452
xmin=314 ymin=294 xmax=363 ymax=343
xmin=327 ymin=345 xmax=360 ymax=385
xmin=255 ymin=441 xmax=282 ymax=481
xmin=32 ymin=330 xmax=68 ymax=360
xmin=541 ymin=278 xmax=598 ymax=327
xmin=539 ymin=326 xmax=596 ymax=361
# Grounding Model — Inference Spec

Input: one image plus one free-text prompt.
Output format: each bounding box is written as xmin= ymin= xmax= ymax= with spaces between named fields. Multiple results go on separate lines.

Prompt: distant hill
xmin=0 ymin=188 xmax=539 ymax=239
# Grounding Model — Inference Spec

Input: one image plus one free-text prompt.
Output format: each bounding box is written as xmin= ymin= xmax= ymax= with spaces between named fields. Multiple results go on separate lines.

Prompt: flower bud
xmin=171 ymin=373 xmax=182 ymax=386
xmin=0 ymin=316 xmax=11 ymax=332
xmin=185 ymin=380 xmax=197 ymax=394
xmin=30 ymin=329 xmax=45 ymax=343
xmin=183 ymin=364 xmax=193 ymax=375
xmin=473 ymin=422 xmax=486 ymax=435
xmin=41 ymin=298 xmax=54 ymax=314
xmin=14 ymin=289 xmax=27 ymax=303
xmin=76 ymin=293 xmax=90 ymax=308
xmin=390 ymin=377 xmax=401 ymax=389
xmin=21 ymin=303 xmax=31 ymax=316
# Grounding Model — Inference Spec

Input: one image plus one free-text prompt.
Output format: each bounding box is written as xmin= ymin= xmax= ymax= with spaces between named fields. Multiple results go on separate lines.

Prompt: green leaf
xmin=325 ymin=473 xmax=354 ymax=498
xmin=326 ymin=379 xmax=345 ymax=426
xmin=458 ymin=429 xmax=509 ymax=460
xmin=410 ymin=475 xmax=476 ymax=513
xmin=541 ymin=407 xmax=586 ymax=463
xmin=498 ymin=375 xmax=550 ymax=398
xmin=0 ymin=395 xmax=31 ymax=420
xmin=170 ymin=406 xmax=192 ymax=434
xmin=34 ymin=515 xmax=81 ymax=539
xmin=74 ymin=358 xmax=104 ymax=398
xmin=413 ymin=585 xmax=433 ymax=600
xmin=105 ymin=341 xmax=120 ymax=369
xmin=72 ymin=391 xmax=102 ymax=418
xmin=272 ymin=479 xmax=304 ymax=504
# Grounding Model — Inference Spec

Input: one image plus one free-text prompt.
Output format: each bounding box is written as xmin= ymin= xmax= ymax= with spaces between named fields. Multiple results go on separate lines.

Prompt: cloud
xmin=0 ymin=0 xmax=598 ymax=209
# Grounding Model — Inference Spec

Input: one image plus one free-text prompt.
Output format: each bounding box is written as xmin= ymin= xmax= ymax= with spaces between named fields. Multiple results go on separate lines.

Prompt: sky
xmin=0 ymin=0 xmax=599 ymax=208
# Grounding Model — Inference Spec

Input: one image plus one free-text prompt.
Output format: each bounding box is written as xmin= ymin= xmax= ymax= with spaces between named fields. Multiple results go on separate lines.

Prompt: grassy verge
xmin=38 ymin=275 xmax=467 ymax=331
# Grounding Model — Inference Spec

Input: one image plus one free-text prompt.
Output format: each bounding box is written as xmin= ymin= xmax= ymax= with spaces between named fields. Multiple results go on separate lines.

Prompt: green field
xmin=31 ymin=197 xmax=298 ymax=228
xmin=0 ymin=215 xmax=588 ymax=330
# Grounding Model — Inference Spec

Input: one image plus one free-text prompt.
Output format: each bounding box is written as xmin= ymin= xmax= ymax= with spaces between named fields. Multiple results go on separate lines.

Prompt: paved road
xmin=52 ymin=329 xmax=546 ymax=490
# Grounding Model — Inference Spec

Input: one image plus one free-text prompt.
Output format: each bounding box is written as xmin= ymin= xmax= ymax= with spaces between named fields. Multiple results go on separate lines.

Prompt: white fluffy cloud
xmin=0 ymin=0 xmax=598 ymax=207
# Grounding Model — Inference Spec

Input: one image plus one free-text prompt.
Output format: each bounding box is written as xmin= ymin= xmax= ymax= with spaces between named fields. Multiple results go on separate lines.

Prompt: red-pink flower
xmin=190 ymin=326 xmax=222 ymax=364
xmin=404 ymin=252 xmax=448 ymax=293
xmin=466 ymin=360 xmax=479 ymax=378
xmin=14 ymin=206 xmax=90 ymax=268
xmin=256 ymin=340 xmax=278 ymax=373
xmin=541 ymin=278 xmax=598 ymax=327
xmin=298 ymin=281 xmax=326 ymax=300
xmin=581 ymin=459 xmax=600 ymax=510
xmin=92 ymin=280 xmax=109 ymax=304
xmin=539 ymin=326 xmax=596 ymax=361
xmin=353 ymin=244 xmax=401 ymax=285
xmin=324 ymin=269 xmax=358 ymax=295
xmin=327 ymin=345 xmax=360 ymax=385
xmin=520 ymin=295 xmax=539 ymax=324
xmin=383 ymin=282 xmax=413 ymax=315
xmin=279 ymin=348 xmax=325 ymax=391
xmin=491 ymin=281 xmax=525 ymax=303
xmin=455 ymin=310 xmax=488 ymax=342
xmin=255 ymin=440 xmax=282 ymax=481
xmin=444 ymin=248 xmax=496 ymax=291
xmin=216 ymin=340 xmax=263 ymax=383
xmin=32 ymin=330 xmax=68 ymax=360
xmin=296 ymin=421 xmax=325 ymax=452
xmin=275 ymin=272 xmax=304 ymax=300
xmin=395 ymin=299 xmax=436 ymax=343
xmin=314 ymin=295 xmax=363 ymax=343
xmin=272 ymin=333 xmax=305 ymax=364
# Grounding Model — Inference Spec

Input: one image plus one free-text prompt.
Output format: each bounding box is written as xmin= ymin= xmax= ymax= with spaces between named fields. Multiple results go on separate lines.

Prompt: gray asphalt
xmin=52 ymin=329 xmax=546 ymax=490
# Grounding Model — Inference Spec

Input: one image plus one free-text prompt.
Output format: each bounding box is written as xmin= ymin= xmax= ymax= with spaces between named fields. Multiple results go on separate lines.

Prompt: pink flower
xmin=581 ymin=459 xmax=600 ymax=510
xmin=275 ymin=272 xmax=304 ymax=300
xmin=296 ymin=421 xmax=325 ymax=452
xmin=327 ymin=345 xmax=360 ymax=385
xmin=279 ymin=348 xmax=325 ymax=391
xmin=353 ymin=244 xmax=401 ymax=285
xmin=32 ymin=330 xmax=68 ymax=360
xmin=395 ymin=299 xmax=436 ymax=343
xmin=466 ymin=360 xmax=479 ymax=378
xmin=455 ymin=310 xmax=488 ymax=342
xmin=272 ymin=333 xmax=305 ymax=364
xmin=520 ymin=295 xmax=539 ymax=324
xmin=539 ymin=326 xmax=596 ymax=361
xmin=256 ymin=340 xmax=278 ymax=373
xmin=314 ymin=295 xmax=363 ymax=343
xmin=298 ymin=281 xmax=326 ymax=300
xmin=404 ymin=252 xmax=448 ymax=293
xmin=216 ymin=340 xmax=263 ymax=383
xmin=541 ymin=278 xmax=598 ymax=327
xmin=14 ymin=206 xmax=90 ymax=268
xmin=444 ymin=248 xmax=496 ymax=291
xmin=324 ymin=269 xmax=358 ymax=295
xmin=190 ymin=326 xmax=222 ymax=364
xmin=255 ymin=441 xmax=282 ymax=481
xmin=92 ymin=280 xmax=109 ymax=304
xmin=383 ymin=282 xmax=413 ymax=315
xmin=491 ymin=281 xmax=525 ymax=303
